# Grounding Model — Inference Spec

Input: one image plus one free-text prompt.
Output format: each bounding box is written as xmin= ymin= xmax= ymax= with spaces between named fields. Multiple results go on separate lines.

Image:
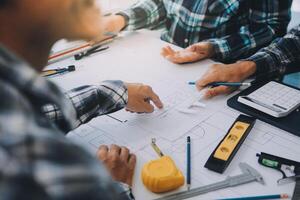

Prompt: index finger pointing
xmin=147 ymin=90 xmax=163 ymax=109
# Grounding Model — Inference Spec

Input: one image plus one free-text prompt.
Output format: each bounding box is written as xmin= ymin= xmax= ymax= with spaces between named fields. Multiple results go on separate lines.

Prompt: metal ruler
xmin=155 ymin=163 xmax=264 ymax=200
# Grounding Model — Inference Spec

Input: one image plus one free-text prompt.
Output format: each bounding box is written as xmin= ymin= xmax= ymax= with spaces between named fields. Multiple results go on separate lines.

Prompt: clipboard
xmin=227 ymin=81 xmax=300 ymax=137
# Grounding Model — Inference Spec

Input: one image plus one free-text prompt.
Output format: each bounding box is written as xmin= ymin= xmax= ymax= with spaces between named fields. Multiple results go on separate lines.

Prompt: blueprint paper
xmin=48 ymin=30 xmax=298 ymax=199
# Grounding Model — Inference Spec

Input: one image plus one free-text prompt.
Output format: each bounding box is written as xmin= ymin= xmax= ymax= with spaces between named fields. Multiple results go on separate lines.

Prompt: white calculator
xmin=238 ymin=81 xmax=300 ymax=118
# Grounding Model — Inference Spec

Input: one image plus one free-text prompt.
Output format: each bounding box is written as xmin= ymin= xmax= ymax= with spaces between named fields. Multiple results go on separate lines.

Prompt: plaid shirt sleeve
xmin=208 ymin=0 xmax=292 ymax=62
xmin=244 ymin=25 xmax=300 ymax=79
xmin=42 ymin=80 xmax=128 ymax=132
xmin=0 ymin=81 xmax=133 ymax=200
xmin=117 ymin=0 xmax=166 ymax=31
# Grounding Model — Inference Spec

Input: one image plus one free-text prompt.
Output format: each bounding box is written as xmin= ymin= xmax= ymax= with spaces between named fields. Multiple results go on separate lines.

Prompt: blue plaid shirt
xmin=246 ymin=24 xmax=300 ymax=79
xmin=119 ymin=0 xmax=292 ymax=62
xmin=0 ymin=45 xmax=133 ymax=200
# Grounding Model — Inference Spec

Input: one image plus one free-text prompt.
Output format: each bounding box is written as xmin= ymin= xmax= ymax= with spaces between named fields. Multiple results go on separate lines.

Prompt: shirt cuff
xmin=99 ymin=80 xmax=128 ymax=108
xmin=116 ymin=11 xmax=133 ymax=31
xmin=115 ymin=12 xmax=129 ymax=31
xmin=243 ymin=52 xmax=286 ymax=79
xmin=206 ymin=39 xmax=230 ymax=61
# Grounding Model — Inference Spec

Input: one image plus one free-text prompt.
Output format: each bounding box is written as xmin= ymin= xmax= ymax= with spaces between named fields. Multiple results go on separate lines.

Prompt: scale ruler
xmin=154 ymin=163 xmax=264 ymax=200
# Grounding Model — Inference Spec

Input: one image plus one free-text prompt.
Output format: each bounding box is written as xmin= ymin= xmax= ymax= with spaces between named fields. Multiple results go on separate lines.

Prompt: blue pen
xmin=187 ymin=136 xmax=191 ymax=190
xmin=218 ymin=193 xmax=289 ymax=200
xmin=188 ymin=81 xmax=251 ymax=87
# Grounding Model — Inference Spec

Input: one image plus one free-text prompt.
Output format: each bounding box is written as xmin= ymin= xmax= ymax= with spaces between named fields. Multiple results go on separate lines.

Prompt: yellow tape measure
xmin=142 ymin=138 xmax=184 ymax=193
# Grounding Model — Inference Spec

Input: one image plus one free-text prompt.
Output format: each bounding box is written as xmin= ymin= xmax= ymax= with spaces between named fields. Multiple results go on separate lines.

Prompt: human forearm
xmin=103 ymin=15 xmax=127 ymax=34
xmin=117 ymin=0 xmax=166 ymax=31
xmin=235 ymin=61 xmax=257 ymax=80
xmin=43 ymin=80 xmax=128 ymax=132
xmin=43 ymin=80 xmax=163 ymax=132
xmin=245 ymin=25 xmax=300 ymax=78
xmin=208 ymin=0 xmax=292 ymax=62
xmin=208 ymin=24 xmax=275 ymax=62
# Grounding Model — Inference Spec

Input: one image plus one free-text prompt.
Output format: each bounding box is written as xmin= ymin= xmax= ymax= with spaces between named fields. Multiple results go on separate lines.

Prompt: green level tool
xmin=257 ymin=152 xmax=300 ymax=200
xmin=154 ymin=163 xmax=264 ymax=200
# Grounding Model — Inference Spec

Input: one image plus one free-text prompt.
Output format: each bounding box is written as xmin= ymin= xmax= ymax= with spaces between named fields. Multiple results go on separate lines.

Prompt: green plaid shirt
xmin=119 ymin=0 xmax=292 ymax=62
xmin=246 ymin=24 xmax=300 ymax=79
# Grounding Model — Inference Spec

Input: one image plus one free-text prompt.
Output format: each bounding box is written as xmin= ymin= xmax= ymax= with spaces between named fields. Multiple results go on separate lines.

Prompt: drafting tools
xmin=48 ymin=37 xmax=114 ymax=64
xmin=155 ymin=163 xmax=264 ymax=200
xmin=256 ymin=152 xmax=300 ymax=200
xmin=42 ymin=65 xmax=75 ymax=77
xmin=186 ymin=136 xmax=191 ymax=190
xmin=74 ymin=45 xmax=109 ymax=60
xmin=205 ymin=115 xmax=256 ymax=173
xmin=142 ymin=138 xmax=184 ymax=193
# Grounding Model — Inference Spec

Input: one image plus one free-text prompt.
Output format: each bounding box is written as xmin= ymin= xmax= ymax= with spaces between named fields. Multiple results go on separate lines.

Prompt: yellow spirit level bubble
xmin=204 ymin=115 xmax=256 ymax=173
xmin=214 ymin=122 xmax=250 ymax=161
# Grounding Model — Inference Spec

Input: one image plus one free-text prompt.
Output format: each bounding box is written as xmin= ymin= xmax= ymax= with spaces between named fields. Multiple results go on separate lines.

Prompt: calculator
xmin=238 ymin=81 xmax=300 ymax=118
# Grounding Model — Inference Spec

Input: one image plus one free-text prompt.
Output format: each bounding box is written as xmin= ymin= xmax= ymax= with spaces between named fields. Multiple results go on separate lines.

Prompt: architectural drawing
xmin=67 ymin=80 xmax=298 ymax=199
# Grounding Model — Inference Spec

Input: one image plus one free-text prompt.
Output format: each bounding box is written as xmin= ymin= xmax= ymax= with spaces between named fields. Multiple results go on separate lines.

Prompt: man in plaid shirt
xmin=193 ymin=24 xmax=300 ymax=98
xmin=104 ymin=0 xmax=292 ymax=63
xmin=0 ymin=0 xmax=163 ymax=199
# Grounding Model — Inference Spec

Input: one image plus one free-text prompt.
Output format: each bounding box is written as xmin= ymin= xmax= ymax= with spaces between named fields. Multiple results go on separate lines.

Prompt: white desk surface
xmin=48 ymin=30 xmax=299 ymax=200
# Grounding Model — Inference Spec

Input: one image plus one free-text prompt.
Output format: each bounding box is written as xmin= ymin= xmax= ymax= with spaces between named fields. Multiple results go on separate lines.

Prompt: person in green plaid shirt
xmin=104 ymin=0 xmax=292 ymax=63
xmin=193 ymin=24 xmax=300 ymax=98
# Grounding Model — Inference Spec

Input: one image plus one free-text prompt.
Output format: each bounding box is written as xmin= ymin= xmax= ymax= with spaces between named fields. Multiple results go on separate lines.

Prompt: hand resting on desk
xmin=161 ymin=42 xmax=214 ymax=64
xmin=196 ymin=61 xmax=257 ymax=98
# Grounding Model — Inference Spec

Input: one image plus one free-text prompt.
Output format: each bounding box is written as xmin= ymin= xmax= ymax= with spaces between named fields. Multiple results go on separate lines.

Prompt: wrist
xmin=236 ymin=61 xmax=257 ymax=80
xmin=205 ymin=42 xmax=215 ymax=58
xmin=113 ymin=14 xmax=127 ymax=32
xmin=104 ymin=15 xmax=126 ymax=34
xmin=209 ymin=43 xmax=215 ymax=58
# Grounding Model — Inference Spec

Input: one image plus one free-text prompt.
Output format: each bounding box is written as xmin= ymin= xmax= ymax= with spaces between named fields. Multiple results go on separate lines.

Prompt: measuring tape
xmin=141 ymin=138 xmax=185 ymax=193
